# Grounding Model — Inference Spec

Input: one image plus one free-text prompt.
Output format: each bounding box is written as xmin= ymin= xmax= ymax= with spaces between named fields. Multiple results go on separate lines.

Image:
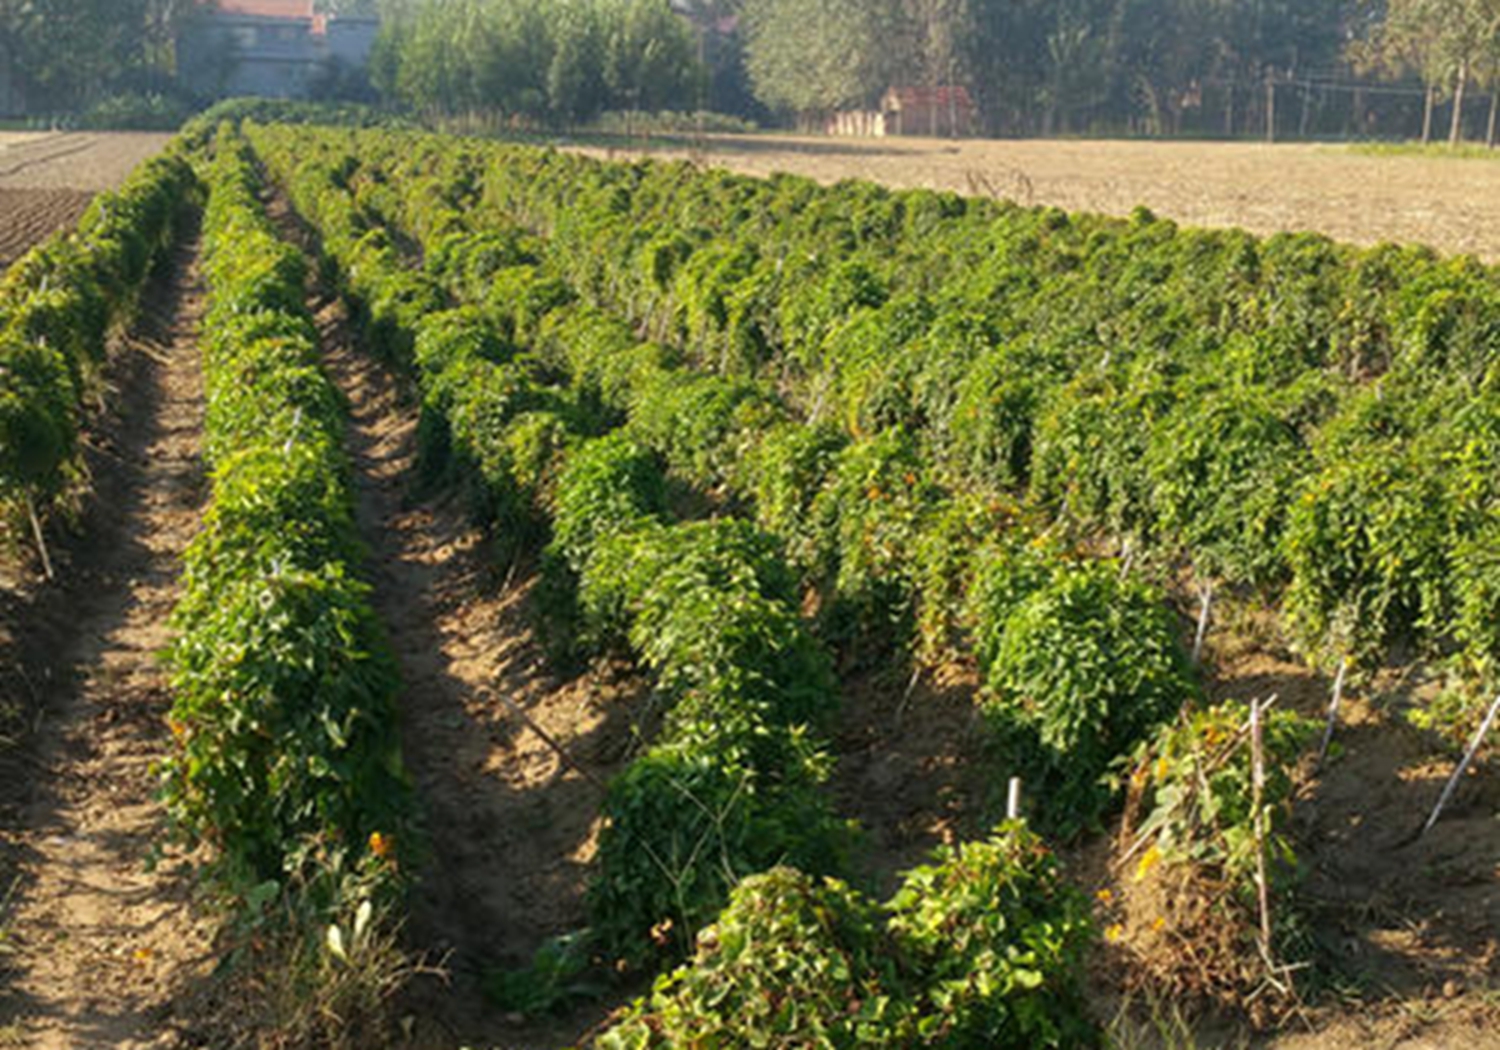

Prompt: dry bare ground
xmin=0 ymin=132 xmax=174 ymax=266
xmin=582 ymin=133 xmax=1500 ymax=262
xmin=264 ymin=195 xmax=647 ymax=1049
xmin=0 ymin=229 xmax=214 ymax=1047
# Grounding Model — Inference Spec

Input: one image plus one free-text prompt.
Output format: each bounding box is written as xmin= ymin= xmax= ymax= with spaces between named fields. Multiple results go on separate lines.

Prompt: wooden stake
xmin=1250 ymin=697 xmax=1274 ymax=963
xmin=283 ymin=406 xmax=303 ymax=455
xmin=23 ymin=491 xmax=54 ymax=581
xmin=1192 ymin=581 xmax=1214 ymax=663
xmin=1422 ymin=692 xmax=1500 ymax=837
xmin=1006 ymin=777 xmax=1022 ymax=821
xmin=492 ymin=688 xmax=607 ymax=792
xmin=1316 ymin=656 xmax=1349 ymax=767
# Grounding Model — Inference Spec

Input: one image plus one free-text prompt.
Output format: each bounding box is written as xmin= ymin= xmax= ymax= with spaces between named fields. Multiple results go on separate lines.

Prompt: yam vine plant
xmin=1119 ymin=702 xmax=1320 ymax=1008
xmin=162 ymin=127 xmax=409 ymax=926
xmin=593 ymin=824 xmax=1095 ymax=1049
xmin=239 ymin=119 xmax=1334 ymax=1032
xmin=443 ymin=131 xmax=1500 ymax=695
xmin=248 ymin=125 xmax=854 ymax=974
xmin=248 ymin=121 xmax=1205 ymax=850
xmin=0 ymin=146 xmax=196 ymax=567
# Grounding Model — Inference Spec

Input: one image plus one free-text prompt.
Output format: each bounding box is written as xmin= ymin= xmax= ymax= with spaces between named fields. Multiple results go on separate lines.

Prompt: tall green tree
xmin=742 ymin=0 xmax=906 ymax=118
xmin=0 ymin=0 xmax=172 ymax=109
xmin=1353 ymin=0 xmax=1500 ymax=143
xmin=375 ymin=0 xmax=699 ymax=123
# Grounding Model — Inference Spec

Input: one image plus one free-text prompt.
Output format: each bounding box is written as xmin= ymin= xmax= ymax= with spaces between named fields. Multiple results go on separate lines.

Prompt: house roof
xmin=208 ymin=0 xmax=315 ymax=19
xmin=884 ymin=86 xmax=976 ymax=110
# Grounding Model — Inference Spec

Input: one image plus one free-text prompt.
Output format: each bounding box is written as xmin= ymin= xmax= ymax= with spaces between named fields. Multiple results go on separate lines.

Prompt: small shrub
xmin=977 ymin=560 xmax=1197 ymax=836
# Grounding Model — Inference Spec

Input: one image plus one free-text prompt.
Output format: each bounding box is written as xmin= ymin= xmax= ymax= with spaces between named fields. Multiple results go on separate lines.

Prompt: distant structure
xmin=177 ymin=0 xmax=379 ymax=101
xmin=827 ymin=85 xmax=978 ymax=139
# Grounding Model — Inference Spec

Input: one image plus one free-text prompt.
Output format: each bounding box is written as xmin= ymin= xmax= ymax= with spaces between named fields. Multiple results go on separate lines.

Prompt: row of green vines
xmin=0 ymin=144 xmax=195 ymax=570
xmin=162 ymin=126 xmax=409 ymax=931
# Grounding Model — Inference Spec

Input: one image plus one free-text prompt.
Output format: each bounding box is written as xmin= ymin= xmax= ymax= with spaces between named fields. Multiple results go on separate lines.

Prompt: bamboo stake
xmin=1192 ymin=580 xmax=1214 ymax=663
xmin=1316 ymin=656 xmax=1350 ymax=768
xmin=1006 ymin=777 xmax=1023 ymax=821
xmin=23 ymin=491 xmax=54 ymax=581
xmin=493 ymin=689 xmax=607 ymax=792
xmin=1250 ymin=697 xmax=1274 ymax=963
xmin=1422 ymin=692 xmax=1500 ymax=837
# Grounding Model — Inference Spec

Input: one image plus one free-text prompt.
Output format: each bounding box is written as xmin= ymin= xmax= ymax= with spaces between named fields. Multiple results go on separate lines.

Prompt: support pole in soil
xmin=492 ymin=688 xmax=607 ymax=792
xmin=1192 ymin=581 xmax=1214 ymax=663
xmin=24 ymin=491 xmax=54 ymax=581
xmin=1006 ymin=777 xmax=1023 ymax=821
xmin=1422 ymin=692 xmax=1500 ymax=837
xmin=1250 ymin=697 xmax=1274 ymax=963
xmin=1316 ymin=656 xmax=1350 ymax=768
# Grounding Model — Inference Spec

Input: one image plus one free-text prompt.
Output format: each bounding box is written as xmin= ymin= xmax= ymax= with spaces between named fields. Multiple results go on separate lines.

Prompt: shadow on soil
xmin=0 ymin=221 xmax=217 ymax=1043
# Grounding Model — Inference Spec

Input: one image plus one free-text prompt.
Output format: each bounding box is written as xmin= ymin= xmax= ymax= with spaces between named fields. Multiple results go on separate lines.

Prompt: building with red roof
xmin=178 ymin=0 xmax=378 ymax=101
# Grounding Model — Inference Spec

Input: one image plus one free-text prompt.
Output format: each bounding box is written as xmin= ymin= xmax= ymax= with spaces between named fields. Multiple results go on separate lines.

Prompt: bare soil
xmin=1084 ymin=603 xmax=1500 ymax=1048
xmin=582 ymin=133 xmax=1500 ymax=262
xmin=261 ymin=187 xmax=650 ymax=1047
xmin=0 ymin=188 xmax=93 ymax=268
xmin=833 ymin=660 xmax=994 ymax=897
xmin=0 ymin=132 xmax=171 ymax=271
xmin=0 ymin=228 xmax=215 ymax=1047
xmin=0 ymin=132 xmax=172 ymax=192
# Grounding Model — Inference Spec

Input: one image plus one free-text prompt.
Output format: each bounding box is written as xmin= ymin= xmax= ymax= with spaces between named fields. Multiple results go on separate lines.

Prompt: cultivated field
xmin=5 ymin=121 xmax=1500 ymax=1048
xmin=0 ymin=131 xmax=174 ymax=266
xmin=586 ymin=132 xmax=1500 ymax=262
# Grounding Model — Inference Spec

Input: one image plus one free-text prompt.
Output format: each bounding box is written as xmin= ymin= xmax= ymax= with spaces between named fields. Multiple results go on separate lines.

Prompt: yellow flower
xmin=1152 ymin=916 xmax=1168 ymax=932
xmin=1135 ymin=844 xmax=1162 ymax=882
xmin=368 ymin=831 xmax=394 ymax=860
xmin=1095 ymin=888 xmax=1114 ymax=905
xmin=1105 ymin=923 xmax=1124 ymax=942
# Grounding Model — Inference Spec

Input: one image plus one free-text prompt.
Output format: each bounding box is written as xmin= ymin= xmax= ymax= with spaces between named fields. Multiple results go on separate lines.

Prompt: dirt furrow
xmin=0 ymin=229 xmax=214 ymax=1047
xmin=303 ymin=283 xmax=644 ymax=1048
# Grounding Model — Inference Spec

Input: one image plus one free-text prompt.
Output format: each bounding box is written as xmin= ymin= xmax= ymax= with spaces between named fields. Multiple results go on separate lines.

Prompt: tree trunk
xmin=1450 ymin=58 xmax=1469 ymax=147
xmin=1422 ymin=83 xmax=1435 ymax=144
xmin=1265 ymin=71 xmax=1276 ymax=143
xmin=1488 ymin=88 xmax=1499 ymax=149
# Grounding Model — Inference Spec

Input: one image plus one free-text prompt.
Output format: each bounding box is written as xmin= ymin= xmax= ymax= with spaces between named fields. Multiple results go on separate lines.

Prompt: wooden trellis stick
xmin=1192 ymin=581 xmax=1214 ymax=663
xmin=493 ymin=689 xmax=607 ymax=792
xmin=24 ymin=491 xmax=54 ymax=581
xmin=1422 ymin=692 xmax=1500 ymax=838
xmin=1316 ymin=656 xmax=1350 ymax=768
xmin=1250 ymin=697 xmax=1274 ymax=964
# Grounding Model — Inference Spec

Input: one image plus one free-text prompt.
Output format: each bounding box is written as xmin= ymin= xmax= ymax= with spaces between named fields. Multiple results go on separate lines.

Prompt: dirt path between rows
xmin=0 ymin=227 xmax=214 ymax=1047
xmin=292 ymin=252 xmax=646 ymax=1048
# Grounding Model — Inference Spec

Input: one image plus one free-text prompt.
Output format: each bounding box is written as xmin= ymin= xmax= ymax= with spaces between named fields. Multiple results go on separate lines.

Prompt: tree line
xmin=0 ymin=0 xmax=184 ymax=112
xmin=2 ymin=0 xmax=1500 ymax=144
xmin=371 ymin=0 xmax=1500 ymax=142
xmin=369 ymin=0 xmax=699 ymax=124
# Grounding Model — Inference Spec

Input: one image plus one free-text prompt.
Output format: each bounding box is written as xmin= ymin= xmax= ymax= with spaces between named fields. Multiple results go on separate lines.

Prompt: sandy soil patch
xmin=0 ymin=132 xmax=171 ymax=192
xmin=584 ymin=133 xmax=1500 ymax=262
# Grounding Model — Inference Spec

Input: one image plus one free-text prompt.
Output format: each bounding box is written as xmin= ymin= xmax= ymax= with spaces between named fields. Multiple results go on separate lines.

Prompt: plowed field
xmin=0 ymin=132 xmax=172 ymax=264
